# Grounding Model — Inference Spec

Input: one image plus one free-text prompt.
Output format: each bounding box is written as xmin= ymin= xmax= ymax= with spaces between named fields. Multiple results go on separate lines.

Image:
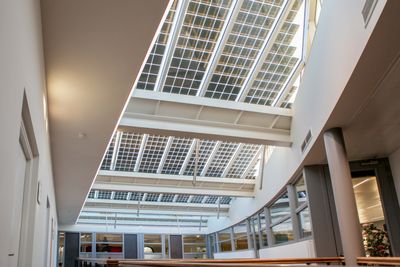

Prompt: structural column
xmin=323 ymin=128 xmax=364 ymax=265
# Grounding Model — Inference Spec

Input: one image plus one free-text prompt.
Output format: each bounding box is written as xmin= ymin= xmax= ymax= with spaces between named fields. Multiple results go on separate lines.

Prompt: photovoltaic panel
xmin=205 ymin=142 xmax=238 ymax=177
xmin=162 ymin=137 xmax=193 ymax=174
xmin=136 ymin=0 xmax=179 ymax=90
xmin=162 ymin=0 xmax=233 ymax=95
xmin=114 ymin=132 xmax=143 ymax=172
xmin=183 ymin=140 xmax=216 ymax=176
xmin=244 ymin=0 xmax=304 ymax=105
xmin=225 ymin=144 xmax=261 ymax=178
xmin=204 ymin=0 xmax=286 ymax=100
xmin=138 ymin=135 xmax=169 ymax=173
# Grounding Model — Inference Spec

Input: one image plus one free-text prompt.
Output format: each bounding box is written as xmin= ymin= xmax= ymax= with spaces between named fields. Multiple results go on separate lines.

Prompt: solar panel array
xmin=135 ymin=0 xmax=306 ymax=108
xmin=101 ymin=131 xmax=262 ymax=179
xmin=88 ymin=189 xmax=232 ymax=206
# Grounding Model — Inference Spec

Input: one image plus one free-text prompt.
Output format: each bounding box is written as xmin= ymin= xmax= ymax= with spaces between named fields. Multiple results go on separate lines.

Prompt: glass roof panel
xmin=162 ymin=0 xmax=233 ymax=95
xmin=204 ymin=0 xmax=286 ymax=101
xmin=205 ymin=142 xmax=239 ymax=177
xmin=136 ymin=0 xmax=178 ymax=90
xmin=100 ymin=134 xmax=115 ymax=170
xmin=183 ymin=140 xmax=216 ymax=176
xmin=161 ymin=137 xmax=193 ymax=174
xmin=244 ymin=0 xmax=304 ymax=105
xmin=114 ymin=132 xmax=143 ymax=172
xmin=138 ymin=135 xmax=169 ymax=173
xmin=226 ymin=144 xmax=261 ymax=178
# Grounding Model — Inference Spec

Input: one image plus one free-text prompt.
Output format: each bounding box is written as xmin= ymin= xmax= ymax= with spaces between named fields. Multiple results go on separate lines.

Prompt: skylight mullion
xmin=179 ymin=139 xmax=196 ymax=175
xmin=236 ymin=0 xmax=292 ymax=102
xmin=200 ymin=141 xmax=222 ymax=176
xmin=109 ymin=131 xmax=123 ymax=171
xmin=196 ymin=0 xmax=243 ymax=97
xmin=153 ymin=0 xmax=189 ymax=92
xmin=221 ymin=143 xmax=243 ymax=177
xmin=156 ymin=136 xmax=174 ymax=174
xmin=240 ymin=146 xmax=262 ymax=179
xmin=138 ymin=135 xmax=169 ymax=173
xmin=134 ymin=134 xmax=148 ymax=172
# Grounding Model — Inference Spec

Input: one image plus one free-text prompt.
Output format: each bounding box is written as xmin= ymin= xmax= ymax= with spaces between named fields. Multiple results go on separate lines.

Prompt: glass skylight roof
xmin=163 ymin=0 xmax=233 ymax=95
xmin=88 ymin=189 xmax=232 ymax=207
xmin=136 ymin=0 xmax=178 ymax=90
xmin=135 ymin=0 xmax=307 ymax=108
xmin=101 ymin=131 xmax=262 ymax=180
xmin=244 ymin=0 xmax=304 ymax=105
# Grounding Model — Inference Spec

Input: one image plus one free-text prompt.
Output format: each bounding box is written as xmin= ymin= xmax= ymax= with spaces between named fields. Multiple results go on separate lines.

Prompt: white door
xmin=8 ymin=143 xmax=27 ymax=267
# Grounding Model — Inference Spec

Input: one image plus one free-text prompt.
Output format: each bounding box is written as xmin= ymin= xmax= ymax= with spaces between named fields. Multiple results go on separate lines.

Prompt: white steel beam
xmin=80 ymin=212 xmax=211 ymax=222
xmin=157 ymin=136 xmax=174 ymax=173
xmin=81 ymin=207 xmax=226 ymax=217
xmin=134 ymin=134 xmax=148 ymax=172
xmin=110 ymin=131 xmax=123 ymax=170
xmin=97 ymin=170 xmax=255 ymax=185
xmin=91 ymin=182 xmax=254 ymax=197
xmin=77 ymin=219 xmax=209 ymax=228
xmin=85 ymin=199 xmax=230 ymax=210
xmin=131 ymin=90 xmax=292 ymax=116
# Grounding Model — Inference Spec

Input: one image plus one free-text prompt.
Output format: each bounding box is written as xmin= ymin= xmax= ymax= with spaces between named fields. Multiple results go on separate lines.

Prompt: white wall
xmin=214 ymin=250 xmax=255 ymax=259
xmin=0 ymin=0 xmax=58 ymax=266
xmin=389 ymin=147 xmax=400 ymax=206
xmin=207 ymin=0 xmax=387 ymax=233
xmin=259 ymin=240 xmax=315 ymax=258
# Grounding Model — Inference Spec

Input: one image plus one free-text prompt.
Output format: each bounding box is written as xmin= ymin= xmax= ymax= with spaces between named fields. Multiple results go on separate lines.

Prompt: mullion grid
xmin=220 ymin=196 xmax=232 ymax=204
xmin=244 ymin=0 xmax=304 ymax=106
xmin=225 ymin=144 xmax=261 ymax=178
xmin=163 ymin=0 xmax=232 ymax=95
xmin=205 ymin=142 xmax=239 ymax=177
xmin=100 ymin=134 xmax=116 ymax=170
xmin=97 ymin=190 xmax=112 ymax=200
xmin=136 ymin=0 xmax=178 ymax=90
xmin=204 ymin=0 xmax=285 ymax=101
xmin=161 ymin=137 xmax=193 ymax=174
xmin=138 ymin=135 xmax=169 ymax=173
xmin=114 ymin=132 xmax=143 ymax=172
xmin=146 ymin=193 xmax=160 ymax=202
xmin=114 ymin=191 xmax=129 ymax=200
xmin=176 ymin=194 xmax=190 ymax=203
xmin=191 ymin=195 xmax=205 ymax=203
xmin=184 ymin=140 xmax=216 ymax=176
xmin=161 ymin=194 xmax=176 ymax=202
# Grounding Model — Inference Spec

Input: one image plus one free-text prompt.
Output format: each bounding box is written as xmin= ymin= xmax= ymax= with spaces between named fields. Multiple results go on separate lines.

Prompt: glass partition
xmin=144 ymin=234 xmax=163 ymax=259
xmin=270 ymin=192 xmax=290 ymax=224
xmin=183 ymin=235 xmax=207 ymax=259
xmin=218 ymin=228 xmax=232 ymax=252
xmin=233 ymin=221 xmax=248 ymax=250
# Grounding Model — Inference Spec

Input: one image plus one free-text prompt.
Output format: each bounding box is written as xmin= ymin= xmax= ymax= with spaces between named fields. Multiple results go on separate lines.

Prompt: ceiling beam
xmin=82 ymin=206 xmax=227 ymax=217
xmin=91 ymin=182 xmax=254 ymax=197
xmin=97 ymin=170 xmax=256 ymax=185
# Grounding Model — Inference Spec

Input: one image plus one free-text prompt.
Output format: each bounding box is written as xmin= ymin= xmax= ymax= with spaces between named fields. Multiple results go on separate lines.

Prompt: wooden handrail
xmin=357 ymin=257 xmax=400 ymax=266
xmin=119 ymin=257 xmax=345 ymax=267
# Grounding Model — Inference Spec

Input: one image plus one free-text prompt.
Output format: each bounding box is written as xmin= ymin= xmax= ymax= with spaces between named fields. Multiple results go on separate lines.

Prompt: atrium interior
xmin=2 ymin=0 xmax=400 ymax=266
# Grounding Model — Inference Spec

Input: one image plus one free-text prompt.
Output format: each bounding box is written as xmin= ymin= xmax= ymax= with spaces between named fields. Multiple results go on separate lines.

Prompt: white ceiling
xmin=41 ymin=0 xmax=170 ymax=224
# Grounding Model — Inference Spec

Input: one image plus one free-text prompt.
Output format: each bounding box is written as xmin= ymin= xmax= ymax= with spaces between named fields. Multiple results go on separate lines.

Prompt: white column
xmin=323 ymin=128 xmax=364 ymax=265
